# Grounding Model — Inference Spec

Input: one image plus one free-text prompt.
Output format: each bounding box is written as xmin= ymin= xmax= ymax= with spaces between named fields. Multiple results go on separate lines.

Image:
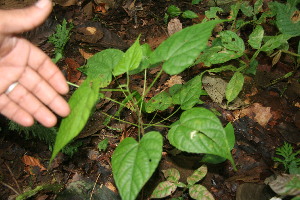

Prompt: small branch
xmin=4 ymin=162 xmax=22 ymax=194
xmin=90 ymin=173 xmax=101 ymax=200
xmin=0 ymin=181 xmax=20 ymax=195
xmin=100 ymin=111 xmax=138 ymax=127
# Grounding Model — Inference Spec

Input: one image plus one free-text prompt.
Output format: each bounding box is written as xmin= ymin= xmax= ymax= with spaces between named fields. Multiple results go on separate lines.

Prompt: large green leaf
xmin=51 ymin=78 xmax=100 ymax=162
xmin=167 ymin=108 xmax=235 ymax=167
xmin=172 ymin=75 xmax=204 ymax=110
xmin=83 ymin=49 xmax=123 ymax=87
xmin=225 ymin=72 xmax=244 ymax=104
xmin=248 ymin=25 xmax=264 ymax=49
xmin=113 ymin=37 xmax=143 ymax=76
xmin=149 ymin=20 xmax=223 ymax=75
xmin=112 ymin=131 xmax=163 ymax=200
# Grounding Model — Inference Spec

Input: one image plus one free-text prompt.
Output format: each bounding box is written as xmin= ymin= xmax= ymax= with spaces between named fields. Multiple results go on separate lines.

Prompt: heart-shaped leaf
xmin=167 ymin=108 xmax=235 ymax=168
xmin=112 ymin=131 xmax=163 ymax=200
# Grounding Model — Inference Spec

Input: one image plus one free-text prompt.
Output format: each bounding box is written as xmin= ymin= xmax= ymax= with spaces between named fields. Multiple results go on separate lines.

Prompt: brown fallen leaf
xmin=22 ymin=155 xmax=46 ymax=171
xmin=165 ymin=75 xmax=184 ymax=88
xmin=239 ymin=103 xmax=273 ymax=127
xmin=79 ymin=48 xmax=94 ymax=60
xmin=65 ymin=58 xmax=82 ymax=83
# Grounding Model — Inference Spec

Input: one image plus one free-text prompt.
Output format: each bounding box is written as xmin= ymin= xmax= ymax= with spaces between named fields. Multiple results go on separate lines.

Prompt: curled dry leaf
xmin=22 ymin=155 xmax=46 ymax=171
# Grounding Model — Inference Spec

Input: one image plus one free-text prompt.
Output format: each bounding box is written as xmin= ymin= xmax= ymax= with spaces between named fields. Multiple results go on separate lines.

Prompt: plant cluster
xmin=46 ymin=0 xmax=300 ymax=199
xmin=151 ymin=165 xmax=214 ymax=200
xmin=273 ymin=142 xmax=300 ymax=174
xmin=48 ymin=19 xmax=73 ymax=63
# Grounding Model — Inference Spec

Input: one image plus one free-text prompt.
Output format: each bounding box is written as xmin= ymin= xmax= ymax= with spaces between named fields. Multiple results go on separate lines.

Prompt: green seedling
xmin=48 ymin=19 xmax=73 ymax=63
xmin=273 ymin=142 xmax=300 ymax=174
xmin=151 ymin=165 xmax=215 ymax=200
xmin=164 ymin=5 xmax=198 ymax=23
xmin=98 ymin=138 xmax=109 ymax=151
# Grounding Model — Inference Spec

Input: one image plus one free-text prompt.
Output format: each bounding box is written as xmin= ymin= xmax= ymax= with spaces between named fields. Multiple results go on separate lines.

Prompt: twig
xmin=4 ymin=162 xmax=22 ymax=193
xmin=0 ymin=181 xmax=20 ymax=195
xmin=90 ymin=173 xmax=101 ymax=200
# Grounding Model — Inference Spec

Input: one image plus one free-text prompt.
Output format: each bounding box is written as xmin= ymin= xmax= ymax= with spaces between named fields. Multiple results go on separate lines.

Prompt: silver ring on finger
xmin=5 ymin=82 xmax=19 ymax=94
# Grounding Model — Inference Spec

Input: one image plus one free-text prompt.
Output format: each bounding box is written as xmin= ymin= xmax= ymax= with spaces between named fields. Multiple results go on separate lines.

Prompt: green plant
xmin=48 ymin=19 xmax=73 ymax=63
xmin=98 ymin=138 xmax=109 ymax=151
xmin=49 ymin=0 xmax=300 ymax=199
xmin=49 ymin=19 xmax=236 ymax=200
xmin=273 ymin=142 xmax=300 ymax=174
xmin=151 ymin=165 xmax=214 ymax=199
xmin=164 ymin=5 xmax=198 ymax=23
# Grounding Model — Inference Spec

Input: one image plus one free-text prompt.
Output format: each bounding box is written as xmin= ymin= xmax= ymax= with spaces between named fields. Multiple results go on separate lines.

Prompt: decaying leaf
xmin=238 ymin=103 xmax=273 ymax=127
xmin=202 ymin=75 xmax=245 ymax=110
xmin=165 ymin=75 xmax=184 ymax=88
xmin=168 ymin=18 xmax=183 ymax=36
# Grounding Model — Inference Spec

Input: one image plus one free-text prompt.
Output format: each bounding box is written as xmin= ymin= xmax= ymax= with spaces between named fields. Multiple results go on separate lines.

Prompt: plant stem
xmin=100 ymin=111 xmax=138 ymax=127
xmin=281 ymin=50 xmax=300 ymax=57
xmin=144 ymin=68 xmax=163 ymax=97
xmin=144 ymin=106 xmax=181 ymax=130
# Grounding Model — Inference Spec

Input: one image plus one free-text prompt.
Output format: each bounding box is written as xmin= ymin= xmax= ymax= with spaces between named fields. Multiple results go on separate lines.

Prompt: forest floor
xmin=0 ymin=0 xmax=300 ymax=199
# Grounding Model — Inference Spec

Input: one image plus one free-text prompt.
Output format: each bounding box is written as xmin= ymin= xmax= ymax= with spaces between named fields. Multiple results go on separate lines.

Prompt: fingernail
xmin=35 ymin=0 xmax=50 ymax=8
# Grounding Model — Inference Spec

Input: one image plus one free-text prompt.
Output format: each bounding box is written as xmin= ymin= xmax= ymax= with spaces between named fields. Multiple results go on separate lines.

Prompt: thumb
xmin=0 ymin=0 xmax=53 ymax=34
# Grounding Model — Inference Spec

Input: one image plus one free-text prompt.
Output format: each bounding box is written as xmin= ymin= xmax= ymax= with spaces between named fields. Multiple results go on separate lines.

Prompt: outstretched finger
xmin=0 ymin=0 xmax=52 ymax=34
xmin=0 ymin=94 xmax=34 ymax=127
xmin=18 ymin=67 xmax=70 ymax=117
xmin=23 ymin=39 xmax=69 ymax=95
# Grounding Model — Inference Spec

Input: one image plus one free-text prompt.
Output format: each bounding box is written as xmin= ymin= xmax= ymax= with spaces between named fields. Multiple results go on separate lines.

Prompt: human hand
xmin=0 ymin=0 xmax=70 ymax=127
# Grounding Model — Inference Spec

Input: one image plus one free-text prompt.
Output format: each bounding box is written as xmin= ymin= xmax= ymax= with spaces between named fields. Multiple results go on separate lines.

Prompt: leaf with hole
xmin=220 ymin=31 xmax=245 ymax=53
xmin=112 ymin=131 xmax=163 ymax=200
xmin=150 ymin=20 xmax=223 ymax=75
xmin=51 ymin=78 xmax=100 ymax=162
xmin=167 ymin=107 xmax=235 ymax=168
xmin=226 ymin=72 xmax=244 ymax=104
xmin=113 ymin=37 xmax=143 ymax=76
xmin=189 ymin=184 xmax=215 ymax=200
xmin=187 ymin=165 xmax=207 ymax=185
xmin=271 ymin=1 xmax=300 ymax=36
